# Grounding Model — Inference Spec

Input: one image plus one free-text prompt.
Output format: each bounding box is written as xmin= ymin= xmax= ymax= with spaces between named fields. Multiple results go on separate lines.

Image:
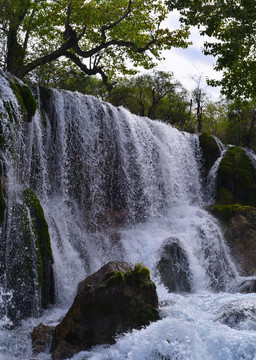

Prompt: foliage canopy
xmin=166 ymin=0 xmax=256 ymax=100
xmin=0 ymin=0 xmax=190 ymax=90
xmin=108 ymin=70 xmax=191 ymax=128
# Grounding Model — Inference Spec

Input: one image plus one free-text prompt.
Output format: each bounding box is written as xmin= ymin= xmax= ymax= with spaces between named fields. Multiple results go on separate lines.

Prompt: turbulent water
xmin=0 ymin=73 xmax=256 ymax=359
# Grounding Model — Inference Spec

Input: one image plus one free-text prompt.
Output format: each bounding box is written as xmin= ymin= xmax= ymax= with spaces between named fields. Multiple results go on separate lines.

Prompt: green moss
xmin=19 ymin=84 xmax=37 ymax=122
xmin=106 ymin=271 xmax=124 ymax=286
xmin=137 ymin=307 xmax=159 ymax=326
xmin=125 ymin=264 xmax=152 ymax=288
xmin=9 ymin=79 xmax=36 ymax=122
xmin=23 ymin=188 xmax=53 ymax=264
xmin=22 ymin=188 xmax=53 ymax=293
xmin=138 ymin=266 xmax=150 ymax=279
xmin=217 ymin=146 xmax=256 ymax=206
xmin=212 ymin=204 xmax=255 ymax=224
xmin=199 ymin=133 xmax=221 ymax=173
xmin=215 ymin=187 xmax=237 ymax=205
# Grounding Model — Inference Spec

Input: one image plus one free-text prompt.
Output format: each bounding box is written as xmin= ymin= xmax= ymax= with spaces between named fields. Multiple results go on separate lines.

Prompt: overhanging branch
xmin=100 ymin=0 xmax=133 ymax=39
xmin=64 ymin=50 xmax=114 ymax=94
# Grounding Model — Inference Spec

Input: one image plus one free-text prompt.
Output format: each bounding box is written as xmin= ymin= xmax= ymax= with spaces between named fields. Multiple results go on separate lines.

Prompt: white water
xmin=0 ymin=73 xmax=256 ymax=359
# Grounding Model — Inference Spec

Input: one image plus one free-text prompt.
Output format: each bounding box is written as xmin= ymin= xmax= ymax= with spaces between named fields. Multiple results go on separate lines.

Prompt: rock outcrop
xmin=208 ymin=205 xmax=256 ymax=275
xmin=23 ymin=188 xmax=55 ymax=309
xmin=199 ymin=133 xmax=221 ymax=175
xmin=0 ymin=187 xmax=54 ymax=326
xmin=50 ymin=261 xmax=159 ymax=360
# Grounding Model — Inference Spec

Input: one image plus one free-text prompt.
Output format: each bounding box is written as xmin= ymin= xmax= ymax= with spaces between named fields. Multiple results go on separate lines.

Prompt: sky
xmin=155 ymin=11 xmax=223 ymax=101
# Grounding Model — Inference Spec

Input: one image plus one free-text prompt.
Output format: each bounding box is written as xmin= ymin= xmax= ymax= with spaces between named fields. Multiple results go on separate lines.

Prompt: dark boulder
xmin=50 ymin=262 xmax=159 ymax=360
xmin=156 ymin=238 xmax=191 ymax=293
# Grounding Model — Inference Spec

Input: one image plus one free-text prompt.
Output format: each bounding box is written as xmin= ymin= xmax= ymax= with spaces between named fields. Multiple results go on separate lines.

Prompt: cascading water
xmin=1 ymin=72 xmax=256 ymax=359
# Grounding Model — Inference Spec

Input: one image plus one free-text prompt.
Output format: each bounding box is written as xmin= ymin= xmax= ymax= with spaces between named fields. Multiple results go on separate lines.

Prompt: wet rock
xmin=31 ymin=323 xmax=54 ymax=355
xmin=208 ymin=205 xmax=256 ymax=275
xmin=199 ymin=133 xmax=221 ymax=175
xmin=23 ymin=188 xmax=55 ymax=309
xmin=0 ymin=188 xmax=55 ymax=326
xmin=102 ymin=209 xmax=129 ymax=228
xmin=235 ymin=278 xmax=256 ymax=293
xmin=77 ymin=260 xmax=132 ymax=294
xmin=51 ymin=262 xmax=159 ymax=360
xmin=156 ymin=238 xmax=191 ymax=293
xmin=217 ymin=300 xmax=256 ymax=330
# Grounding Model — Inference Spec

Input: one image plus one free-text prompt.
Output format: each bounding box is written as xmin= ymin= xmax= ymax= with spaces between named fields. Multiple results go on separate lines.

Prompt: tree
xmin=108 ymin=70 xmax=191 ymax=128
xmin=0 ymin=0 xmax=189 ymax=91
xmin=191 ymin=74 xmax=207 ymax=132
xmin=225 ymin=100 xmax=256 ymax=149
xmin=166 ymin=0 xmax=256 ymax=100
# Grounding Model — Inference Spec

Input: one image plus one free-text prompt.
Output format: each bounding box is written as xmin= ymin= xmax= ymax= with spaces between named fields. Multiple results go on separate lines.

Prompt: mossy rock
xmin=217 ymin=146 xmax=256 ymax=206
xmin=23 ymin=188 xmax=55 ymax=308
xmin=3 ymin=202 xmax=41 ymax=325
xmin=199 ymin=133 xmax=221 ymax=174
xmin=215 ymin=187 xmax=238 ymax=205
xmin=51 ymin=262 xmax=159 ymax=360
xmin=9 ymin=79 xmax=36 ymax=122
xmin=209 ymin=204 xmax=255 ymax=224
xmin=39 ymin=86 xmax=51 ymax=113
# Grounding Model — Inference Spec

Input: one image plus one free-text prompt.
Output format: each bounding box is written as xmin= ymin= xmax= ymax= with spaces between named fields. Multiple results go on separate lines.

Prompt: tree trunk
xmin=6 ymin=27 xmax=25 ymax=78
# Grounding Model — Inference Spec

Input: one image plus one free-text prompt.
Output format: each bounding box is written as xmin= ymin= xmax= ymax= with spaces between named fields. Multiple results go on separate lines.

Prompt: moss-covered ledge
xmin=23 ymin=188 xmax=55 ymax=308
xmin=8 ymin=79 xmax=37 ymax=122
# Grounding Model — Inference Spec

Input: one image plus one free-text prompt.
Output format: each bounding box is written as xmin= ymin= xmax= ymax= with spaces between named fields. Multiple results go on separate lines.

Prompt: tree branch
xmin=23 ymin=0 xmax=43 ymax=51
xmin=64 ymin=50 xmax=114 ymax=94
xmin=72 ymin=35 xmax=157 ymax=61
xmin=100 ymin=0 xmax=133 ymax=40
xmin=20 ymin=35 xmax=76 ymax=78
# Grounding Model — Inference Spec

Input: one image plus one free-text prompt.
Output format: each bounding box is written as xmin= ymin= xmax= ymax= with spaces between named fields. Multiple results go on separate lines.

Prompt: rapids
xmin=0 ymin=72 xmax=256 ymax=359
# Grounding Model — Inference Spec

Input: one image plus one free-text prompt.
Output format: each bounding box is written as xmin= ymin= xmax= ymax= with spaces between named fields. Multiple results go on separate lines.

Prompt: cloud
xmin=158 ymin=11 xmax=223 ymax=100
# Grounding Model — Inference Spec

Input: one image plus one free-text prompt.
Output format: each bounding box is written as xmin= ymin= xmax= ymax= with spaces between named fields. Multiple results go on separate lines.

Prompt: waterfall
xmin=0 ymin=74 xmax=238 ymax=310
xmin=1 ymin=72 xmax=254 ymax=360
